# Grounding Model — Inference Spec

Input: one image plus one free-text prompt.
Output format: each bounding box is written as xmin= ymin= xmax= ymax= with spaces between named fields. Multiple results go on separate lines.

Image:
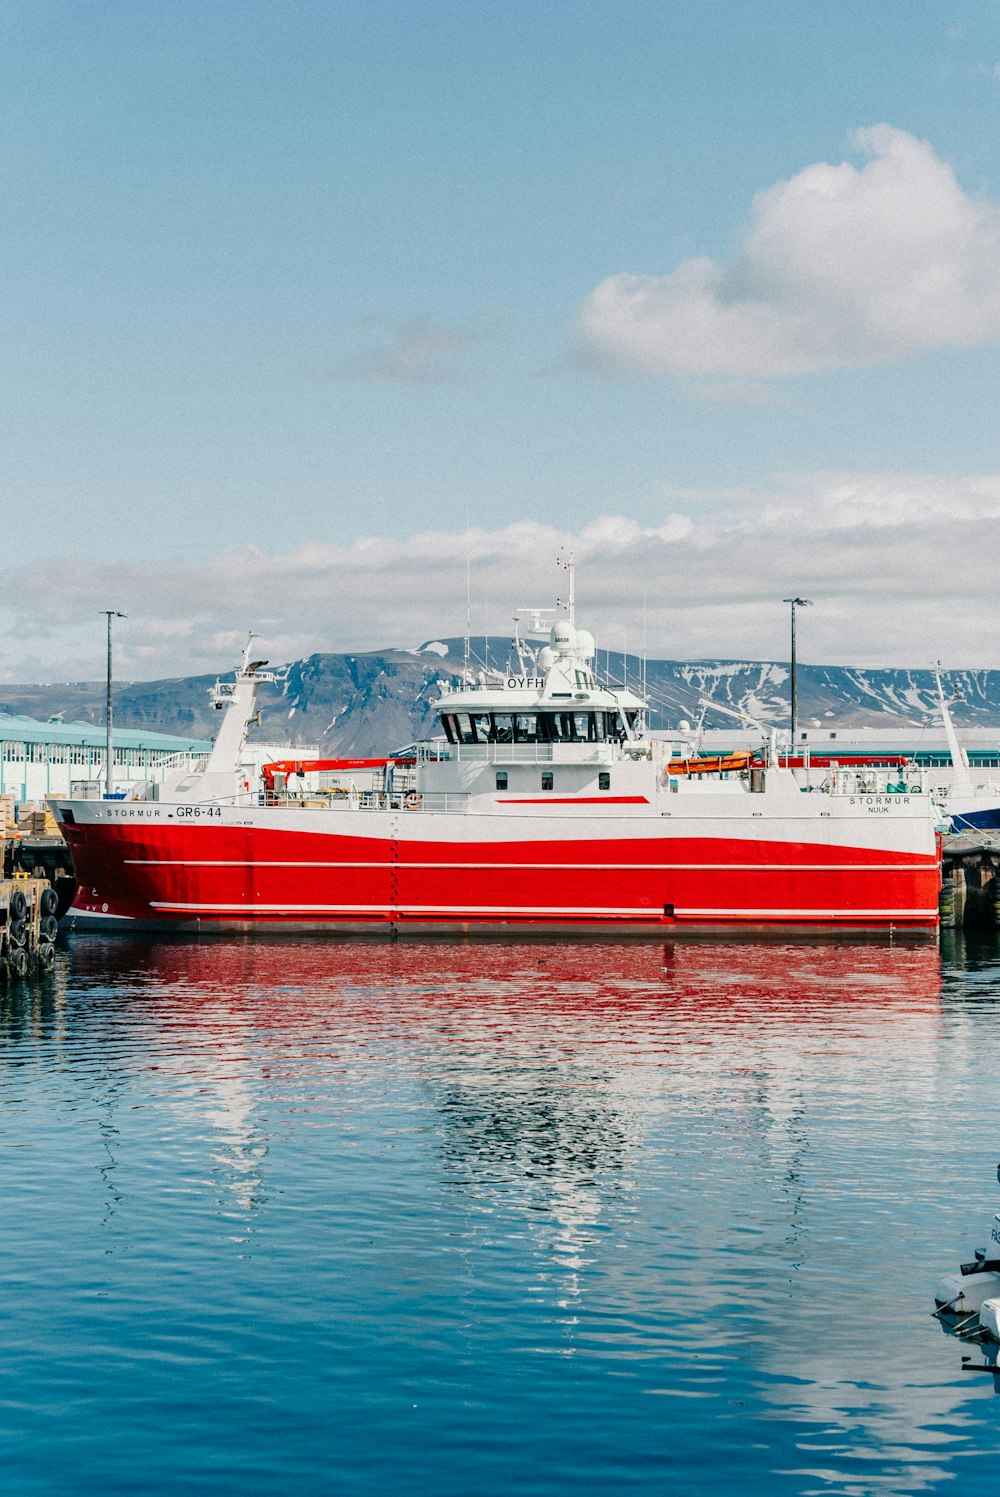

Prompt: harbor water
xmin=3 ymin=934 xmax=1000 ymax=1495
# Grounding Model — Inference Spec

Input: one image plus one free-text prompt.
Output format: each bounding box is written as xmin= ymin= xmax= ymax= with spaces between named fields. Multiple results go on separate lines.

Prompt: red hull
xmin=61 ymin=817 xmax=942 ymax=932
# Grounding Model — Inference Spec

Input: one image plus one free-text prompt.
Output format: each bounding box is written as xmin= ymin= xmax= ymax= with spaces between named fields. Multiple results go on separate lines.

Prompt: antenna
xmin=642 ymin=591 xmax=647 ymax=704
xmin=242 ymin=630 xmax=261 ymax=671
xmin=557 ymin=550 xmax=575 ymax=624
xmin=464 ymin=555 xmax=471 ymax=685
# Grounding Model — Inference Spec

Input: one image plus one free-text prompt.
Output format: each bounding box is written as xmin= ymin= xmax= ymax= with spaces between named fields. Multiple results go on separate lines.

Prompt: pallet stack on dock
xmin=19 ymin=802 xmax=60 ymax=836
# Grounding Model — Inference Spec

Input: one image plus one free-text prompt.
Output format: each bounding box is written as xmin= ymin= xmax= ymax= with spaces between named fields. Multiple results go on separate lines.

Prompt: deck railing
xmin=448 ymin=741 xmax=617 ymax=765
xmin=264 ymin=790 xmax=471 ymax=813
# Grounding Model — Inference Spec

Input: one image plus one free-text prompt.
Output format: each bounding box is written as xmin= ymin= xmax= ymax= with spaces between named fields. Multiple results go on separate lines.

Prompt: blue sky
xmin=5 ymin=1 xmax=1000 ymax=678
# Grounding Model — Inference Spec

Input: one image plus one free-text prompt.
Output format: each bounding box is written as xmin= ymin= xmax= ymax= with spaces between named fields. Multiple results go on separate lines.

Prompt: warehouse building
xmin=0 ymin=713 xmax=211 ymax=803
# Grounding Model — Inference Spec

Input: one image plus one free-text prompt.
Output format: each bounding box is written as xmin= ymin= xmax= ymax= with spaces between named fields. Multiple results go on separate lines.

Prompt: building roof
xmin=0 ymin=712 xmax=211 ymax=753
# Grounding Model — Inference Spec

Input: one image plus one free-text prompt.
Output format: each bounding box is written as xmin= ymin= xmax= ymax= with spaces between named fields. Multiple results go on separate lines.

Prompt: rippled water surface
xmin=4 ymin=933 xmax=1000 ymax=1495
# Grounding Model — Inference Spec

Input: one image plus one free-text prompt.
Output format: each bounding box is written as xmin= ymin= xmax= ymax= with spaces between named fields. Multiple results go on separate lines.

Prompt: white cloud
xmin=6 ymin=473 xmax=1000 ymax=679
xmin=579 ymin=126 xmax=1000 ymax=376
xmin=327 ymin=312 xmax=505 ymax=383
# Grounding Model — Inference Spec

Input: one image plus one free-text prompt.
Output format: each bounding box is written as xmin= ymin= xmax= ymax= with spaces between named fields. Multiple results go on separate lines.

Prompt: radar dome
xmin=576 ymin=629 xmax=596 ymax=660
xmin=551 ymin=620 xmax=578 ymax=654
xmin=537 ymin=645 xmax=556 ymax=670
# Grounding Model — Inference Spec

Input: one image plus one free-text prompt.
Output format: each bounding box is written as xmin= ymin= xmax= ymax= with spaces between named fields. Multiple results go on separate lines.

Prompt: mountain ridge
xmin=2 ymin=638 xmax=999 ymax=754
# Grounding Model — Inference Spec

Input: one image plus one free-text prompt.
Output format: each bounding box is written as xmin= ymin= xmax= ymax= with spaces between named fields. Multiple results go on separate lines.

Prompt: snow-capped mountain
xmin=2 ymin=637 xmax=999 ymax=754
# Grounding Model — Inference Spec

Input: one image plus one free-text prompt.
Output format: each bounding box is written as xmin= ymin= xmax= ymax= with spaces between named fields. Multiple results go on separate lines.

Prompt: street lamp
xmin=102 ymin=610 xmax=127 ymax=798
xmin=782 ymin=597 xmax=812 ymax=754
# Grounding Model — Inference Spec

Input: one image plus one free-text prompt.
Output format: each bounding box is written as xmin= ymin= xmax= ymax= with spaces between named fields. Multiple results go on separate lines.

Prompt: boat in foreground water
xmin=51 ymin=605 xmax=942 ymax=935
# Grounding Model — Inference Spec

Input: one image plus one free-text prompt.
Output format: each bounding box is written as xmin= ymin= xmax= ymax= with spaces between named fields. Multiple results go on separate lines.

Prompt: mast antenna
xmin=464 ymin=555 xmax=471 ymax=684
xmin=557 ymin=550 xmax=575 ymax=624
xmin=642 ymin=591 xmax=647 ymax=704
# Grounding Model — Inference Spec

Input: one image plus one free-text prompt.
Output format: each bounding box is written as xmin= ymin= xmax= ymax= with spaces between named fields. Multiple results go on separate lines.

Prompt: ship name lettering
xmin=506 ymin=676 xmax=545 ymax=690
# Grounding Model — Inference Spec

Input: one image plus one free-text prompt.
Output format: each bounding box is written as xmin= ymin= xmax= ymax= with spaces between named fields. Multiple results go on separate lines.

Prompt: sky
xmin=5 ymin=0 xmax=1000 ymax=680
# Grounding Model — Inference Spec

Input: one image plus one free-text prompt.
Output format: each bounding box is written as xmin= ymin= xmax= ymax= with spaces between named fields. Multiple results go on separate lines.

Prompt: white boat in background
xmin=930 ymin=668 xmax=1000 ymax=833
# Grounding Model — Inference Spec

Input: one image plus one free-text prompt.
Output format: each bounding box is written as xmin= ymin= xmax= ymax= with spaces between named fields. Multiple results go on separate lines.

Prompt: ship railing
xmin=820 ymin=765 xmax=931 ymax=797
xmin=261 ymin=789 xmax=471 ymax=813
xmin=160 ymin=751 xmax=206 ymax=769
xmin=450 ymin=742 xmax=616 ymax=765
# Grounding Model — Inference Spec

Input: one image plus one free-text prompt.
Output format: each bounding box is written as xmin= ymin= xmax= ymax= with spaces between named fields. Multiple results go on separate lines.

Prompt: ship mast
xmin=560 ymin=552 xmax=575 ymax=625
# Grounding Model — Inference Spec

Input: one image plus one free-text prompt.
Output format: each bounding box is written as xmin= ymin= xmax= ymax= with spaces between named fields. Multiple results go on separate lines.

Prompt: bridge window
xmin=450 ymin=712 xmax=493 ymax=745
xmin=538 ymin=709 xmax=610 ymax=739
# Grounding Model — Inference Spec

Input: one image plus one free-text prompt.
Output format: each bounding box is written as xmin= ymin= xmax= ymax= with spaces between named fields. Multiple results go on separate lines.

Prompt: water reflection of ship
xmin=58 ymin=936 xmax=949 ymax=1281
xmin=16 ymin=935 xmax=996 ymax=1464
xmin=2 ymin=940 xmax=272 ymax=1232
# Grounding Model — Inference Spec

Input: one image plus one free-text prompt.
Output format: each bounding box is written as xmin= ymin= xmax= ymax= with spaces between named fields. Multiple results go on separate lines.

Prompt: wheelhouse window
xmin=439 ymin=708 xmax=635 ymax=745
xmin=538 ymin=711 xmax=622 ymax=743
xmin=441 ymin=710 xmax=543 ymax=744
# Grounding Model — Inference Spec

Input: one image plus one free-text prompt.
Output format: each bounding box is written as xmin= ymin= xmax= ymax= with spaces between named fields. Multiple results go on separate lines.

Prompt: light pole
xmin=103 ymin=610 xmax=127 ymax=798
xmin=782 ymin=597 xmax=812 ymax=754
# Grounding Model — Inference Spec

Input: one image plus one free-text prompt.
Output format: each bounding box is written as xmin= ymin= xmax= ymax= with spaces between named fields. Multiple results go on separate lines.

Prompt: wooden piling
xmin=939 ymin=875 xmax=956 ymax=927
xmin=942 ymin=834 xmax=1000 ymax=931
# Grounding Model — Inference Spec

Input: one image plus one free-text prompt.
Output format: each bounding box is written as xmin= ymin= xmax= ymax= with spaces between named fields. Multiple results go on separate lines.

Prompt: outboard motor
xmin=935 ymin=1168 xmax=1000 ymax=1320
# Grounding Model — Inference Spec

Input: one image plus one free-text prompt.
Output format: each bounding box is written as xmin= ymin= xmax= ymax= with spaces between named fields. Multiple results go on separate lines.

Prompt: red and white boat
xmin=52 ymin=601 xmax=942 ymax=934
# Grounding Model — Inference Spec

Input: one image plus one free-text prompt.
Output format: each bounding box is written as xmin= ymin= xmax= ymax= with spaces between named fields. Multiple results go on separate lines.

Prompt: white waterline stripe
xmin=125 ymin=859 xmax=933 ymax=872
xmin=147 ymin=900 xmax=937 ymax=917
xmin=149 ymin=902 xmax=658 ymax=915
xmin=675 ymin=907 xmax=938 ymax=918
